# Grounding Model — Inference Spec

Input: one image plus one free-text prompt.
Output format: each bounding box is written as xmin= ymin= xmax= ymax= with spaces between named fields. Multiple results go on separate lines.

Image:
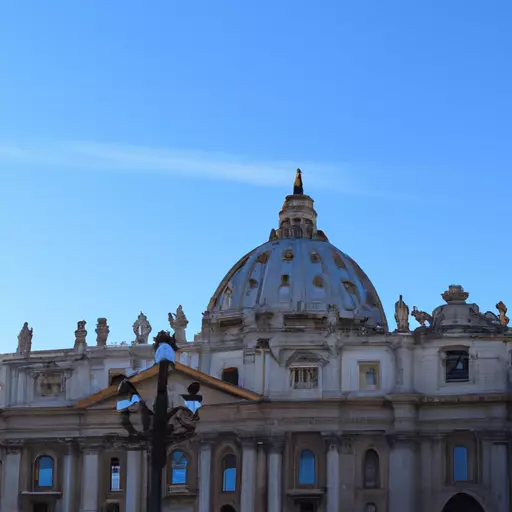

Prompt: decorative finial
xmin=168 ymin=305 xmax=189 ymax=344
xmin=293 ymin=169 xmax=304 ymax=195
xmin=96 ymin=318 xmax=110 ymax=347
xmin=442 ymin=285 xmax=469 ymax=304
xmin=133 ymin=312 xmax=152 ymax=345
xmin=74 ymin=320 xmax=87 ymax=351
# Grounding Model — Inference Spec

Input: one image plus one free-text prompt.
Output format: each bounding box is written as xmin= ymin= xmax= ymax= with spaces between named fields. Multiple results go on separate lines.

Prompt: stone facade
xmin=0 ymin=172 xmax=511 ymax=512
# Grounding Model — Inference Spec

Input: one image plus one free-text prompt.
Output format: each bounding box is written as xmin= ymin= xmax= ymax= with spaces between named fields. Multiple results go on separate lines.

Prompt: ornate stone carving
xmin=74 ymin=320 xmax=87 ymax=350
xmin=326 ymin=304 xmax=339 ymax=334
xmin=411 ymin=306 xmax=432 ymax=327
xmin=442 ymin=284 xmax=469 ymax=304
xmin=496 ymin=301 xmax=510 ymax=327
xmin=17 ymin=322 xmax=33 ymax=356
xmin=169 ymin=305 xmax=189 ymax=343
xmin=95 ymin=317 xmax=110 ymax=346
xmin=133 ymin=312 xmax=152 ymax=344
xmin=394 ymin=295 xmax=410 ymax=332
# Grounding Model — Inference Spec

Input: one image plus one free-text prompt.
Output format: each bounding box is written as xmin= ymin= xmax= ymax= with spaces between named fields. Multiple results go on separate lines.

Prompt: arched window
xmin=34 ymin=455 xmax=54 ymax=489
xmin=298 ymin=450 xmax=316 ymax=485
xmin=170 ymin=451 xmax=188 ymax=485
xmin=221 ymin=506 xmax=236 ymax=512
xmin=222 ymin=368 xmax=239 ymax=386
xmin=363 ymin=449 xmax=380 ymax=489
xmin=453 ymin=446 xmax=469 ymax=481
xmin=222 ymin=454 xmax=237 ymax=492
xmin=365 ymin=504 xmax=377 ymax=512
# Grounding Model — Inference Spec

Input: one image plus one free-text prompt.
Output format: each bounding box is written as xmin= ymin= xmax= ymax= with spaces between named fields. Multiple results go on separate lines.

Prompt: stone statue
xmin=169 ymin=305 xmax=189 ymax=344
xmin=326 ymin=304 xmax=339 ymax=334
xmin=496 ymin=301 xmax=510 ymax=327
xmin=74 ymin=320 xmax=87 ymax=350
xmin=95 ymin=318 xmax=110 ymax=346
xmin=411 ymin=306 xmax=432 ymax=327
xmin=17 ymin=322 xmax=33 ymax=356
xmin=133 ymin=312 xmax=152 ymax=344
xmin=394 ymin=295 xmax=410 ymax=332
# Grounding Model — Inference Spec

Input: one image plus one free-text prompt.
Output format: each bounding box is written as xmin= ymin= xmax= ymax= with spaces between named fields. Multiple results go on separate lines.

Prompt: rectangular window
xmin=445 ymin=351 xmax=469 ymax=382
xmin=290 ymin=367 xmax=318 ymax=389
xmin=358 ymin=362 xmax=380 ymax=391
xmin=453 ymin=446 xmax=469 ymax=481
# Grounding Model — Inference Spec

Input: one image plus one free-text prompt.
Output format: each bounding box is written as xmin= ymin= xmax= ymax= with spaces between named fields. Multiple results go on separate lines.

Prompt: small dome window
xmin=310 ymin=252 xmax=321 ymax=263
xmin=249 ymin=279 xmax=258 ymax=289
xmin=257 ymin=252 xmax=270 ymax=264
xmin=313 ymin=276 xmax=324 ymax=288
xmin=282 ymin=249 xmax=294 ymax=262
xmin=281 ymin=275 xmax=290 ymax=286
xmin=342 ymin=280 xmax=360 ymax=301
xmin=333 ymin=251 xmax=347 ymax=269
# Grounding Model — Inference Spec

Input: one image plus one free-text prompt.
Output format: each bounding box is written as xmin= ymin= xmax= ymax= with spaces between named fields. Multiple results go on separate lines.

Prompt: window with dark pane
xmin=105 ymin=503 xmax=121 ymax=512
xmin=298 ymin=450 xmax=316 ymax=485
xmin=445 ymin=350 xmax=469 ymax=382
xmin=221 ymin=368 xmax=239 ymax=386
xmin=110 ymin=458 xmax=121 ymax=491
xmin=453 ymin=446 xmax=469 ymax=481
xmin=222 ymin=454 xmax=237 ymax=492
xmin=171 ymin=451 xmax=188 ymax=485
xmin=363 ymin=449 xmax=380 ymax=489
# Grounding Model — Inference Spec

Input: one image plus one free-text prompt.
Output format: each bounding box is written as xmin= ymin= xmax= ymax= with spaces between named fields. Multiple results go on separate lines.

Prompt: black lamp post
xmin=116 ymin=330 xmax=203 ymax=512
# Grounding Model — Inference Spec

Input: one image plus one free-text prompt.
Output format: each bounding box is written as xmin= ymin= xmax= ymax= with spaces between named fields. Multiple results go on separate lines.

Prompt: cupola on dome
xmin=207 ymin=170 xmax=388 ymax=330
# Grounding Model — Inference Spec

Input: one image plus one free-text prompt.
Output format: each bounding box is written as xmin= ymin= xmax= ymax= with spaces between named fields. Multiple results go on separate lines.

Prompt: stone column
xmin=267 ymin=440 xmax=284 ymax=512
xmin=241 ymin=439 xmax=257 ymax=512
xmin=324 ymin=435 xmax=340 ymax=512
xmin=1 ymin=445 xmax=22 ymax=512
xmin=339 ymin=437 xmax=356 ymax=511
xmin=81 ymin=448 xmax=100 ymax=512
xmin=490 ymin=442 xmax=509 ymax=510
xmin=125 ymin=450 xmax=142 ymax=512
xmin=255 ymin=442 xmax=268 ymax=512
xmin=388 ymin=437 xmax=416 ymax=512
xmin=62 ymin=445 xmax=76 ymax=512
xmin=198 ymin=440 xmax=213 ymax=512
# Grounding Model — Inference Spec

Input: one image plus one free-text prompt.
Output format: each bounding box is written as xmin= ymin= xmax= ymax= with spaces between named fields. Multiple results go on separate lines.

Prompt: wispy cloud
xmin=0 ymin=139 xmax=379 ymax=196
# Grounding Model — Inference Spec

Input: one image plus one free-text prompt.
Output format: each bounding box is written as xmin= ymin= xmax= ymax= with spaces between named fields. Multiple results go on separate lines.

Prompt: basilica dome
xmin=207 ymin=171 xmax=388 ymax=330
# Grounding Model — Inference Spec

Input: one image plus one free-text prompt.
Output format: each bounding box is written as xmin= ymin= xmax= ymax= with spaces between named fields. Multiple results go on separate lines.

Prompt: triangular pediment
xmin=74 ymin=362 xmax=261 ymax=411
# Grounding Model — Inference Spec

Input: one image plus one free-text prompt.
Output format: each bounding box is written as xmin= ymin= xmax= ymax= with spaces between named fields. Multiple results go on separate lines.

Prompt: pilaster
xmin=198 ymin=438 xmax=214 ymax=512
xmin=322 ymin=433 xmax=340 ymax=512
xmin=388 ymin=435 xmax=417 ymax=512
xmin=241 ymin=438 xmax=257 ymax=512
xmin=1 ymin=443 xmax=22 ymax=512
xmin=267 ymin=438 xmax=284 ymax=512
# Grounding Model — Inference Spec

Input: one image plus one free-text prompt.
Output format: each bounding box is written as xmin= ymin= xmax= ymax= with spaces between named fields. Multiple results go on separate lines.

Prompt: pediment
xmin=75 ymin=362 xmax=261 ymax=411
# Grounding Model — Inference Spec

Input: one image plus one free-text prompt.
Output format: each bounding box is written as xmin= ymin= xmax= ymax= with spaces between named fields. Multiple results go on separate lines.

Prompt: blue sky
xmin=1 ymin=1 xmax=511 ymax=350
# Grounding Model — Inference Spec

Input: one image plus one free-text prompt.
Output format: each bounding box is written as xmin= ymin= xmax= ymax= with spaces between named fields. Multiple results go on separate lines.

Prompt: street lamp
xmin=116 ymin=330 xmax=203 ymax=512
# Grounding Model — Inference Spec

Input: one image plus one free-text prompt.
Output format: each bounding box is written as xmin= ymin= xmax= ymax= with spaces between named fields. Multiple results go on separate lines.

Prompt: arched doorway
xmin=220 ymin=506 xmax=236 ymax=512
xmin=442 ymin=493 xmax=485 ymax=512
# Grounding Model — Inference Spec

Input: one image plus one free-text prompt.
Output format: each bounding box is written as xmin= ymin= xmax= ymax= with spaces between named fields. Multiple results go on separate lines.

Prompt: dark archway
xmin=220 ymin=506 xmax=236 ymax=512
xmin=442 ymin=493 xmax=485 ymax=512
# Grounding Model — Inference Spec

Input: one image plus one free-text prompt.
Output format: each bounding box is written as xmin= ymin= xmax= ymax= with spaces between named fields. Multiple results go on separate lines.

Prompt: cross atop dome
xmin=293 ymin=169 xmax=304 ymax=195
